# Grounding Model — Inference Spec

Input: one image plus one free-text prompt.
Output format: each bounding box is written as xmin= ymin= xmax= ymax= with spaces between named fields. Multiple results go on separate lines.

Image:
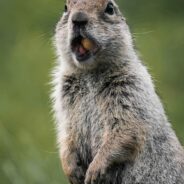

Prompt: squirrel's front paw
xmin=68 ymin=166 xmax=85 ymax=184
xmin=62 ymin=155 xmax=85 ymax=184
xmin=85 ymin=160 xmax=108 ymax=184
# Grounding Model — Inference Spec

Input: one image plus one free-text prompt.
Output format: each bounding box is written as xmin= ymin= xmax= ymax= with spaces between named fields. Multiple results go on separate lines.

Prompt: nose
xmin=72 ymin=12 xmax=89 ymax=27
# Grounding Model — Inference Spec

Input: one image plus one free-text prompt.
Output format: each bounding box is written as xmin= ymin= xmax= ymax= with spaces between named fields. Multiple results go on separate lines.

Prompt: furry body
xmin=51 ymin=0 xmax=184 ymax=183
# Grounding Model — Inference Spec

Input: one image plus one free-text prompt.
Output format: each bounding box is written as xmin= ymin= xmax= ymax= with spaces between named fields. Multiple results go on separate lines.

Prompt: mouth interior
xmin=71 ymin=36 xmax=98 ymax=62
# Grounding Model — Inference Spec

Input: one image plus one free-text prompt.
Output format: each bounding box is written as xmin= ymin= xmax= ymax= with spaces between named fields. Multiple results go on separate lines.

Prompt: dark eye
xmin=64 ymin=5 xmax=68 ymax=13
xmin=105 ymin=2 xmax=114 ymax=15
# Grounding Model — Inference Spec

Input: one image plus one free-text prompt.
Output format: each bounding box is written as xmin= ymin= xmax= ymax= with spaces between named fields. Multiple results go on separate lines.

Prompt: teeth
xmin=81 ymin=38 xmax=94 ymax=51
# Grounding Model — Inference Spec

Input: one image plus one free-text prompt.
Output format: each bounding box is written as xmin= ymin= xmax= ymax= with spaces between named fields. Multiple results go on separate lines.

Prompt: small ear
xmin=122 ymin=16 xmax=126 ymax=21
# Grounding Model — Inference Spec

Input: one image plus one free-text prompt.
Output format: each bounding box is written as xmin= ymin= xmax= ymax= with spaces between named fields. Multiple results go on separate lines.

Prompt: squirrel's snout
xmin=72 ymin=12 xmax=89 ymax=28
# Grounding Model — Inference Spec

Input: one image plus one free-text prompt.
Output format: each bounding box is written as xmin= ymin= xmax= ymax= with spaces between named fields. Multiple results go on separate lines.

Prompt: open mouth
xmin=71 ymin=35 xmax=100 ymax=62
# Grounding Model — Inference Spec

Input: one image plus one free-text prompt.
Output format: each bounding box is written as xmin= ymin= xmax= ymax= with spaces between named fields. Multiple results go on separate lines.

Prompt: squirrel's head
xmin=55 ymin=0 xmax=134 ymax=70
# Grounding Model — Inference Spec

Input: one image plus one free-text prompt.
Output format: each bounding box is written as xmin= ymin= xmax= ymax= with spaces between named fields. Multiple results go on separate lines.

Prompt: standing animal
xmin=51 ymin=0 xmax=184 ymax=183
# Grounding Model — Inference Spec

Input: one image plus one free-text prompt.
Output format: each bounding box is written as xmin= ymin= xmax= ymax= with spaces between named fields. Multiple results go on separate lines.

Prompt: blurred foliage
xmin=0 ymin=0 xmax=183 ymax=183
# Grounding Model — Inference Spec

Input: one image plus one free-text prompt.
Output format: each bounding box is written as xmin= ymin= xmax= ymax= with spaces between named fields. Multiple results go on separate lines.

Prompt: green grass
xmin=0 ymin=0 xmax=183 ymax=183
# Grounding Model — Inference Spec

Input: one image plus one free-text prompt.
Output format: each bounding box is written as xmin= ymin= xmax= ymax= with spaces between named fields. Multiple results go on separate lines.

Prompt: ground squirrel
xmin=51 ymin=0 xmax=184 ymax=183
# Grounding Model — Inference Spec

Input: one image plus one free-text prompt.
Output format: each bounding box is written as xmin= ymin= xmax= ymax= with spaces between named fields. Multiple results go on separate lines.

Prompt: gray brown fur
xmin=51 ymin=0 xmax=184 ymax=183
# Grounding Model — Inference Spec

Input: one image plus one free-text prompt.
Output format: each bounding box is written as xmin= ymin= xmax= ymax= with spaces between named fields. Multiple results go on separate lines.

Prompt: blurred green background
xmin=0 ymin=0 xmax=184 ymax=183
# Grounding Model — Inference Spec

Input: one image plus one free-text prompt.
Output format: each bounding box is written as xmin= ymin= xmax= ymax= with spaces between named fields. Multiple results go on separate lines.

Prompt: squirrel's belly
xmin=76 ymin=112 xmax=104 ymax=167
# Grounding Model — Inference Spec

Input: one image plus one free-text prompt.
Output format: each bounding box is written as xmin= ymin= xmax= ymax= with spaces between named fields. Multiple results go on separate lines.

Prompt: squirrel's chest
xmin=61 ymin=75 xmax=104 ymax=153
